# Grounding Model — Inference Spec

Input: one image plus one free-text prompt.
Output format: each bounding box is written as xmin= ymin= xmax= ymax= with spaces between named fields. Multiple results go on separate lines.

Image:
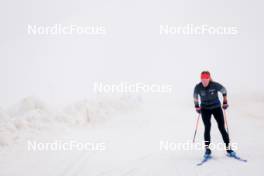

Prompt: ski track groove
xmin=94 ymin=153 xmax=155 ymax=176
xmin=58 ymin=152 xmax=94 ymax=176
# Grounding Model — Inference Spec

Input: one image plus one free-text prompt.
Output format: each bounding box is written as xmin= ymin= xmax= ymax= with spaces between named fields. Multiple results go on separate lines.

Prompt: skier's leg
xmin=212 ymin=107 xmax=230 ymax=147
xmin=201 ymin=109 xmax=212 ymax=149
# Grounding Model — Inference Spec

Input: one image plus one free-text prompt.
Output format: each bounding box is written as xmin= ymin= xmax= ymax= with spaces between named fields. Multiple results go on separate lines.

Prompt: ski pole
xmin=193 ymin=113 xmax=201 ymax=143
xmin=223 ymin=109 xmax=229 ymax=135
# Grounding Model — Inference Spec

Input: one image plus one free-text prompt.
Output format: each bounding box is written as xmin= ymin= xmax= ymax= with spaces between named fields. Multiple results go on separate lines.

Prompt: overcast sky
xmin=0 ymin=0 xmax=263 ymax=107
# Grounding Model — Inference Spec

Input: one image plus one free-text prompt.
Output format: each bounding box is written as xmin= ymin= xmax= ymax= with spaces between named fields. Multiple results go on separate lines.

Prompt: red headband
xmin=201 ymin=73 xmax=210 ymax=79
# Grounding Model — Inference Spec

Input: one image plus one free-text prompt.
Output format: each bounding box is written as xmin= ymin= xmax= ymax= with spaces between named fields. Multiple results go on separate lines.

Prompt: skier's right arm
xmin=193 ymin=85 xmax=201 ymax=113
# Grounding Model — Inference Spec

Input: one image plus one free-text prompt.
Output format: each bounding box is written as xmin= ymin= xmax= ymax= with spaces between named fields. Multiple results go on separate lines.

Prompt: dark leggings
xmin=201 ymin=107 xmax=230 ymax=148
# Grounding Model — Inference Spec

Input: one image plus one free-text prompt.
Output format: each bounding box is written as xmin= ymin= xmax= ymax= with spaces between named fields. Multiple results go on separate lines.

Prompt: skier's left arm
xmin=215 ymin=82 xmax=228 ymax=109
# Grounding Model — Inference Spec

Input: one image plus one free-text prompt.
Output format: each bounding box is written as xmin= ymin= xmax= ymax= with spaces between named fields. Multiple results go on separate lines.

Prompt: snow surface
xmin=0 ymin=94 xmax=263 ymax=176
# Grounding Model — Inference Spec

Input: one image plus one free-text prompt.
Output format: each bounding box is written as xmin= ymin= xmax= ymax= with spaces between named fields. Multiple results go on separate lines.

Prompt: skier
xmin=193 ymin=71 xmax=236 ymax=158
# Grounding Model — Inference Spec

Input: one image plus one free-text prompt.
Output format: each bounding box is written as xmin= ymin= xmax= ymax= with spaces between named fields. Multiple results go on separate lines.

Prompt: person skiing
xmin=193 ymin=71 xmax=236 ymax=158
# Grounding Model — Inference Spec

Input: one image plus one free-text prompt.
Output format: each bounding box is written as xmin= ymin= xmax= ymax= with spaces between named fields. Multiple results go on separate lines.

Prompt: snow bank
xmin=0 ymin=108 xmax=16 ymax=145
xmin=56 ymin=95 xmax=141 ymax=125
xmin=0 ymin=95 xmax=142 ymax=147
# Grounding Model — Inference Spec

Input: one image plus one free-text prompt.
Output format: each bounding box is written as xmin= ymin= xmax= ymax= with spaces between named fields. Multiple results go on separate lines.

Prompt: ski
xmin=227 ymin=153 xmax=247 ymax=162
xmin=197 ymin=155 xmax=212 ymax=166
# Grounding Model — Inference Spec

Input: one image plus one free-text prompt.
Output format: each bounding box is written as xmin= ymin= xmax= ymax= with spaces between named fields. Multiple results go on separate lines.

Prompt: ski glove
xmin=222 ymin=101 xmax=229 ymax=110
xmin=195 ymin=105 xmax=201 ymax=114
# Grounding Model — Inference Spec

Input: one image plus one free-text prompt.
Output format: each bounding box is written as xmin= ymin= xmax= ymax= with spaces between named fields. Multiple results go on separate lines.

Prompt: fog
xmin=1 ymin=0 xmax=263 ymax=106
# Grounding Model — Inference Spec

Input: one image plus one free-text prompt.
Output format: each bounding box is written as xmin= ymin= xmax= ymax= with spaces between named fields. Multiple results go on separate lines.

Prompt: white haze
xmin=0 ymin=0 xmax=263 ymax=107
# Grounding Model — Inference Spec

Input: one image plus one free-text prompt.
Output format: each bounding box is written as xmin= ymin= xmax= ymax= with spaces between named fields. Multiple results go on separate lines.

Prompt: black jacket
xmin=193 ymin=81 xmax=227 ymax=109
